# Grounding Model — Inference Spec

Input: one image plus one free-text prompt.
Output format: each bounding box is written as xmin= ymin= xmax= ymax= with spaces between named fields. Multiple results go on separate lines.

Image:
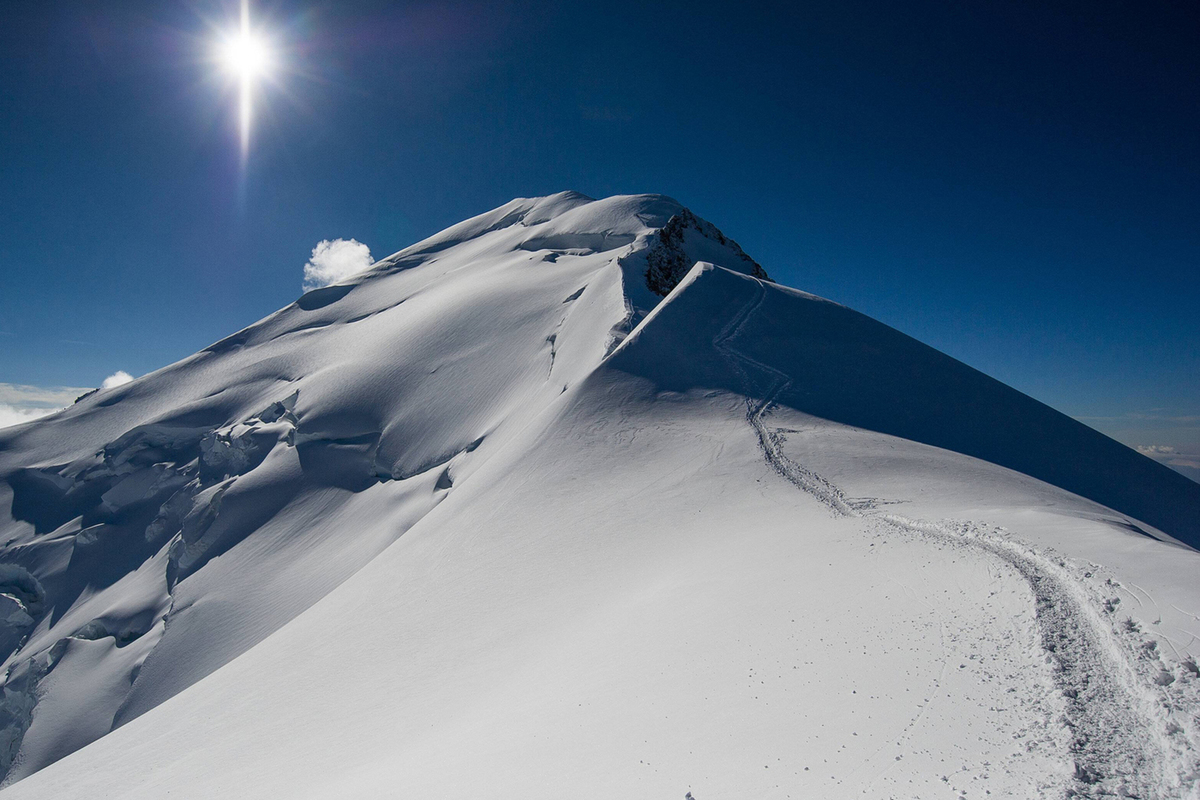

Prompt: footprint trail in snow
xmin=715 ymin=275 xmax=1200 ymax=800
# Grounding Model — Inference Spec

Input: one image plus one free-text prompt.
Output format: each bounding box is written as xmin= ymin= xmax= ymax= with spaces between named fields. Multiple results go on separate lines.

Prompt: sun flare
xmin=216 ymin=1 xmax=274 ymax=159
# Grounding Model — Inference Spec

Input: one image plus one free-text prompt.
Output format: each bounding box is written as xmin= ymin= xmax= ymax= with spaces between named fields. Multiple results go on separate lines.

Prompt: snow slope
xmin=0 ymin=193 xmax=1197 ymax=798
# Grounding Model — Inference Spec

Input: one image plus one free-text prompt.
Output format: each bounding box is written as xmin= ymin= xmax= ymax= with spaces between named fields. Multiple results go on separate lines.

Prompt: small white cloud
xmin=302 ymin=238 xmax=374 ymax=291
xmin=101 ymin=370 xmax=134 ymax=390
xmin=1136 ymin=445 xmax=1177 ymax=455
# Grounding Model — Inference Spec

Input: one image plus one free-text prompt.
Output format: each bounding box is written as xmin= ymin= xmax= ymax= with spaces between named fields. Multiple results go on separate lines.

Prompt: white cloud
xmin=0 ymin=383 xmax=88 ymax=408
xmin=0 ymin=404 xmax=58 ymax=430
xmin=0 ymin=383 xmax=85 ymax=431
xmin=1134 ymin=444 xmax=1200 ymax=484
xmin=0 ymin=383 xmax=90 ymax=431
xmin=302 ymin=238 xmax=374 ymax=291
xmin=101 ymin=370 xmax=134 ymax=390
xmin=0 ymin=376 xmax=134 ymax=431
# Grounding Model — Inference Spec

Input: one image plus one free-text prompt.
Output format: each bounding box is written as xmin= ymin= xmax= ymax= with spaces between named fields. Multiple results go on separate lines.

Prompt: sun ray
xmin=217 ymin=0 xmax=273 ymax=161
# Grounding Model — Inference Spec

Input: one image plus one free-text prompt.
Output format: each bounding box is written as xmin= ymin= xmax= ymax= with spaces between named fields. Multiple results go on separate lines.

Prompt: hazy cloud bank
xmin=0 ymin=372 xmax=136 ymax=430
xmin=0 ymin=404 xmax=57 ymax=429
xmin=1135 ymin=444 xmax=1200 ymax=484
xmin=1080 ymin=413 xmax=1200 ymax=425
xmin=1073 ymin=409 xmax=1200 ymax=485
xmin=0 ymin=382 xmax=87 ymax=431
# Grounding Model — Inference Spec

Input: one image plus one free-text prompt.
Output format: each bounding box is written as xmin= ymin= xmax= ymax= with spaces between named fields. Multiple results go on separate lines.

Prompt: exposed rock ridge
xmin=644 ymin=209 xmax=770 ymax=296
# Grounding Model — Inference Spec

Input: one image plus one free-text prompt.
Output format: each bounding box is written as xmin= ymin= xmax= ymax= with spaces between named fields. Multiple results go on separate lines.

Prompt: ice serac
xmin=0 ymin=193 xmax=1198 ymax=798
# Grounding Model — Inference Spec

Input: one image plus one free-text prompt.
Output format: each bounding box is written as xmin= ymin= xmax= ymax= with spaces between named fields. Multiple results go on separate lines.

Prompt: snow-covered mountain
xmin=0 ymin=192 xmax=1197 ymax=798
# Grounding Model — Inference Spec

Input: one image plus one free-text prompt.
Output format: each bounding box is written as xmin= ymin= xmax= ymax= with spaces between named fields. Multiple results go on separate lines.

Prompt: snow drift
xmin=0 ymin=192 xmax=1197 ymax=798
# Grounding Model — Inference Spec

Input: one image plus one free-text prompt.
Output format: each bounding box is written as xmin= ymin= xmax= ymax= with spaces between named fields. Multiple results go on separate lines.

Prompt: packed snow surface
xmin=0 ymin=192 xmax=1198 ymax=798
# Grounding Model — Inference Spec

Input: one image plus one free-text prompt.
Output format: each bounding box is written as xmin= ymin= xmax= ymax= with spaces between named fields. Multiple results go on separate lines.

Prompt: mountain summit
xmin=1 ymin=194 xmax=1198 ymax=798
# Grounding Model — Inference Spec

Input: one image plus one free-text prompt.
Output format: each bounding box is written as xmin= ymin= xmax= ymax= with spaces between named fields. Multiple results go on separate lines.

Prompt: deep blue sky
xmin=1 ymin=0 xmax=1197 ymax=459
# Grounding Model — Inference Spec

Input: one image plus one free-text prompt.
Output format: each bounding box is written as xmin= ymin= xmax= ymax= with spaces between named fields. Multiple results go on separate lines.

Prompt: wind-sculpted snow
xmin=0 ymin=192 xmax=770 ymax=784
xmin=707 ymin=264 xmax=1200 ymax=796
xmin=0 ymin=194 xmax=1197 ymax=796
xmin=613 ymin=264 xmax=1200 ymax=548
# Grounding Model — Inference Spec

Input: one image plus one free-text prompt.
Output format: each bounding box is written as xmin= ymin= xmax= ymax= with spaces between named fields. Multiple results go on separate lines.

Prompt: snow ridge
xmin=0 ymin=194 xmax=1198 ymax=794
xmin=0 ymin=193 xmax=773 ymax=784
xmin=714 ymin=269 xmax=1200 ymax=798
xmin=712 ymin=272 xmax=855 ymax=516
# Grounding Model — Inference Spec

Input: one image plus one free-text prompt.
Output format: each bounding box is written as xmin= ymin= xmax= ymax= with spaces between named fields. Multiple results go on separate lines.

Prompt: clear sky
xmin=1 ymin=0 xmax=1197 ymax=475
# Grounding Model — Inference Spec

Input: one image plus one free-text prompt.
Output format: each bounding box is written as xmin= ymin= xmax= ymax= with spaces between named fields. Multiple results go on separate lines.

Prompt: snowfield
xmin=0 ymin=192 xmax=1197 ymax=798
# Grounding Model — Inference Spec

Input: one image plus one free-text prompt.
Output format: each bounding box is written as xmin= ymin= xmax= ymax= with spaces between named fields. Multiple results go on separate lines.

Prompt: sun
xmin=220 ymin=29 xmax=270 ymax=81
xmin=215 ymin=1 xmax=274 ymax=158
